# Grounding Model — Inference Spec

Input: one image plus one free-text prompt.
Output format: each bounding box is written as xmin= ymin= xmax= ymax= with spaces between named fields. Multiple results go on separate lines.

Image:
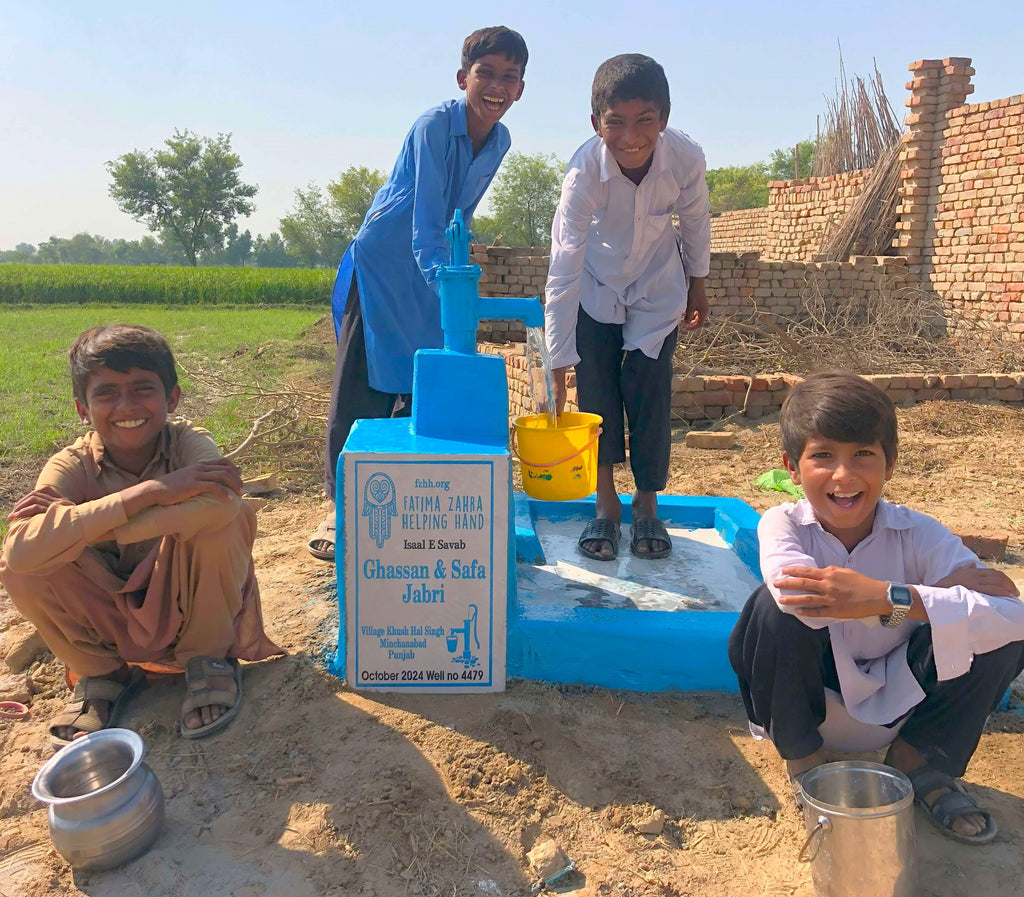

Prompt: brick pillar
xmin=894 ymin=57 xmax=974 ymax=284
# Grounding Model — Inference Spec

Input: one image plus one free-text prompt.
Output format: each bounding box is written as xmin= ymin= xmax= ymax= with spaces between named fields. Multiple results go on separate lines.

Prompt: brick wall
xmin=710 ymin=208 xmax=770 ymax=253
xmin=762 ymin=170 xmax=871 ymax=260
xmin=472 ymin=244 xmax=546 ymax=343
xmin=929 ymin=94 xmax=1024 ymax=334
xmin=705 ymin=253 xmax=911 ymax=318
xmin=473 ymin=247 xmax=913 ymax=337
xmin=481 ymin=345 xmax=1024 ymax=424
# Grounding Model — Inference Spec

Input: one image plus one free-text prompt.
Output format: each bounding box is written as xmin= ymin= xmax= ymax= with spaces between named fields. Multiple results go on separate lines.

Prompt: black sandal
xmin=908 ymin=765 xmax=997 ymax=844
xmin=629 ymin=518 xmax=672 ymax=559
xmin=577 ymin=518 xmax=620 ymax=561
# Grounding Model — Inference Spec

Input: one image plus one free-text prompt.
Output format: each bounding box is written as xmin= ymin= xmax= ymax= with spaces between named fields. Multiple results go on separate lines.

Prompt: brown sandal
xmin=50 ymin=668 xmax=146 ymax=750
xmin=179 ymin=656 xmax=242 ymax=740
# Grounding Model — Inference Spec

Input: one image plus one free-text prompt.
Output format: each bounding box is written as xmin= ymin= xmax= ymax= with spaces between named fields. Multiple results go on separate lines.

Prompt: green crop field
xmin=0 ymin=305 xmax=329 ymax=462
xmin=0 ymin=264 xmax=334 ymax=306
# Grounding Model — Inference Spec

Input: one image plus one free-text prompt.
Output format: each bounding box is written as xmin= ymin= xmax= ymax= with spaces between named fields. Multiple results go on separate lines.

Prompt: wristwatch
xmin=880 ymin=583 xmax=913 ymax=628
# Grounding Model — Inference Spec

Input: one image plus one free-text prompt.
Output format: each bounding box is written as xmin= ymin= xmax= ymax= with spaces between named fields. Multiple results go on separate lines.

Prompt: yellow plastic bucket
xmin=513 ymin=412 xmax=602 ymax=501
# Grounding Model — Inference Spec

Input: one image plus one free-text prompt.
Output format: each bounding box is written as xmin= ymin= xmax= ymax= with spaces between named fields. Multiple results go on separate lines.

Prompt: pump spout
xmin=478 ymin=297 xmax=544 ymax=329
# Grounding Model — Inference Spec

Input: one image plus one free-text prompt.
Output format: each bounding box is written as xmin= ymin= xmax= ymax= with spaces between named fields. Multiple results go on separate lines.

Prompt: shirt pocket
xmin=641 ymin=211 xmax=674 ymax=252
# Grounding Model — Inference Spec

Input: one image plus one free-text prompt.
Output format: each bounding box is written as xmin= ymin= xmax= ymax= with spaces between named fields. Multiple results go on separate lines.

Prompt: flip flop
xmin=180 ymin=656 xmax=243 ymax=740
xmin=577 ymin=518 xmax=620 ymax=561
xmin=307 ymin=517 xmax=335 ymax=561
xmin=50 ymin=667 xmax=147 ymax=751
xmin=629 ymin=518 xmax=672 ymax=559
xmin=908 ymin=765 xmax=997 ymax=844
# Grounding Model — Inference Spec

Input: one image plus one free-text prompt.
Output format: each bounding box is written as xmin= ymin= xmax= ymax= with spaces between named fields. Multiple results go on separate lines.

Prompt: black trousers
xmin=728 ymin=584 xmax=1024 ymax=777
xmin=324 ymin=276 xmax=411 ymax=498
xmin=573 ymin=307 xmax=677 ymax=493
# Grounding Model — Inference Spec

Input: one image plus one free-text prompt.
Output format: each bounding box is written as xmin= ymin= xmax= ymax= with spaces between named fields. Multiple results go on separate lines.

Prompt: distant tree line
xmin=2 ymin=130 xmax=820 ymax=267
xmin=705 ymin=138 xmax=818 ymax=213
xmin=0 ymin=228 xmax=295 ymax=268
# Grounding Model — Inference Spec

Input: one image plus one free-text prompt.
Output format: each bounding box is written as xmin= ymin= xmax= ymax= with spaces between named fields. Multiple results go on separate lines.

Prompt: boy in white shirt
xmin=729 ymin=372 xmax=1024 ymax=844
xmin=544 ymin=54 xmax=711 ymax=560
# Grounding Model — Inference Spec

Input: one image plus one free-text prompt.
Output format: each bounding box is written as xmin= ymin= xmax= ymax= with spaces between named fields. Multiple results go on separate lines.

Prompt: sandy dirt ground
xmin=1 ymin=400 xmax=1023 ymax=897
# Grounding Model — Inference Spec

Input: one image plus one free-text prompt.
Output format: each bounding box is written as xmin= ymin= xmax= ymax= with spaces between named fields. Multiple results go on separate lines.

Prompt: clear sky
xmin=3 ymin=0 xmax=1022 ymax=250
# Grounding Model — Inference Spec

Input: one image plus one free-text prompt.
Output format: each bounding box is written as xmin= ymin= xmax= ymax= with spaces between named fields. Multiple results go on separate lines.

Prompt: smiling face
xmin=76 ymin=365 xmax=180 ymax=474
xmin=784 ymin=437 xmax=896 ymax=551
xmin=457 ymin=53 xmax=524 ymax=145
xmin=592 ymin=98 xmax=668 ymax=178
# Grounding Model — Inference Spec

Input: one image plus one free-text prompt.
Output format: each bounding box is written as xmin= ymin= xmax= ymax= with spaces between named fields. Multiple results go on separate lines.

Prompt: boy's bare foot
xmin=885 ymin=737 xmax=989 ymax=839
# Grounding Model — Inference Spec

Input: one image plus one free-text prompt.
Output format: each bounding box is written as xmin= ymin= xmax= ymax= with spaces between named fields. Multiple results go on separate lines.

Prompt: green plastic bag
xmin=754 ymin=469 xmax=804 ymax=498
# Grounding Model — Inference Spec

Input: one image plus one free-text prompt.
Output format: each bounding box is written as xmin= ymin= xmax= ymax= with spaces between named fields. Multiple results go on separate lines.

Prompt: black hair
xmin=462 ymin=26 xmax=528 ymax=76
xmin=69 ymin=324 xmax=178 ymax=404
xmin=781 ymin=371 xmax=899 ymax=467
xmin=591 ymin=53 xmax=670 ymax=120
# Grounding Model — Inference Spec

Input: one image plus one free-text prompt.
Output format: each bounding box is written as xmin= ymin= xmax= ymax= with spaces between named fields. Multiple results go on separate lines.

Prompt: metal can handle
xmin=798 ymin=815 xmax=832 ymax=863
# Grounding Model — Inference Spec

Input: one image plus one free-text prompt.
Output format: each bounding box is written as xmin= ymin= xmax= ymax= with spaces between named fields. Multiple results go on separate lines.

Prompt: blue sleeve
xmin=410 ymin=116 xmax=452 ymax=296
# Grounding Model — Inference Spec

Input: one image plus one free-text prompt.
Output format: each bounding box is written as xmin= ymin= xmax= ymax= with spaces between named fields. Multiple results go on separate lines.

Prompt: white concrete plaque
xmin=344 ymin=454 xmax=509 ymax=692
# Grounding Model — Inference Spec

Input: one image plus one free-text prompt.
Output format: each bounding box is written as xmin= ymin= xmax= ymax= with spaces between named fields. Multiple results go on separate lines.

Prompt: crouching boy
xmin=1 ymin=325 xmax=283 ymax=749
xmin=729 ymin=372 xmax=1024 ymax=844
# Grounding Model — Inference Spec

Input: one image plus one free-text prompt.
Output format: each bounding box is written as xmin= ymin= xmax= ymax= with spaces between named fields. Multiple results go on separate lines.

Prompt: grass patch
xmin=0 ymin=305 xmax=329 ymax=463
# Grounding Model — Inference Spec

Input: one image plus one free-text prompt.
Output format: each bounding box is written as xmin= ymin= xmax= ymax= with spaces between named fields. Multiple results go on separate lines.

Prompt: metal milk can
xmin=798 ymin=760 xmax=916 ymax=897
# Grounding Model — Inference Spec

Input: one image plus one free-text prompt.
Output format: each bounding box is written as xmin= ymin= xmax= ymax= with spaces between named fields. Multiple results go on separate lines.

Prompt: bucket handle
xmin=797 ymin=815 xmax=832 ymax=863
xmin=511 ymin=427 xmax=602 ymax=469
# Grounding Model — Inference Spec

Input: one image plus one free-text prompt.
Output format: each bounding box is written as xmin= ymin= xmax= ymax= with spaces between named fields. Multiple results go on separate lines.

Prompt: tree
xmin=767 ymin=138 xmax=817 ymax=182
xmin=107 ymin=130 xmax=258 ymax=266
xmin=326 ymin=166 xmax=386 ymax=243
xmin=252 ymin=232 xmax=296 ymax=268
xmin=705 ymin=163 xmax=769 ymax=212
xmin=467 ymin=213 xmax=500 ymax=244
xmin=485 ymin=152 xmax=563 ymax=247
xmin=279 ymin=184 xmax=341 ymax=268
xmin=199 ymin=223 xmax=253 ymax=267
xmin=279 ymin=166 xmax=385 ymax=267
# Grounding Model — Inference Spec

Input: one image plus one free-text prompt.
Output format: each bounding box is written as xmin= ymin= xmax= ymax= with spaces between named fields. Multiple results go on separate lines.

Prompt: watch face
xmin=889 ymin=584 xmax=913 ymax=608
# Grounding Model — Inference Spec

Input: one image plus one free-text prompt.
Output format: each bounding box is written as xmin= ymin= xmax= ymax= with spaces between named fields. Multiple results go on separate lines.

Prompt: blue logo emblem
xmin=362 ymin=472 xmax=397 ymax=548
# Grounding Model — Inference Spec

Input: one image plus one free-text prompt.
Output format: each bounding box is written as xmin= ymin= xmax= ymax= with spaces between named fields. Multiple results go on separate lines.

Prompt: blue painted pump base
xmin=509 ymin=493 xmax=759 ymax=692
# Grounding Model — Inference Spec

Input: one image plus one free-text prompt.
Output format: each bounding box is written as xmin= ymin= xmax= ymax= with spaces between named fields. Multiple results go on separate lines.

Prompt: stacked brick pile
xmin=710 ymin=208 xmax=770 ymax=254
xmin=763 ymin=170 xmax=870 ymax=260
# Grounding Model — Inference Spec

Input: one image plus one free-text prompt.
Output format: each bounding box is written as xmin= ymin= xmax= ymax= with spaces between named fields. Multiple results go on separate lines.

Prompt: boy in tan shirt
xmin=1 ymin=324 xmax=282 ymax=748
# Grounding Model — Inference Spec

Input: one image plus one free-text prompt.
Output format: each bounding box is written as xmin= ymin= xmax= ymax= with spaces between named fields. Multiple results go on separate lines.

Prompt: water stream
xmin=525 ymin=326 xmax=558 ymax=429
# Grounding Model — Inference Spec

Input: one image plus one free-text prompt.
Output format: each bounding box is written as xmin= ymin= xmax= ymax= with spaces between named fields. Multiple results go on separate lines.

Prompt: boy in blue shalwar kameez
xmin=309 ymin=26 xmax=528 ymax=560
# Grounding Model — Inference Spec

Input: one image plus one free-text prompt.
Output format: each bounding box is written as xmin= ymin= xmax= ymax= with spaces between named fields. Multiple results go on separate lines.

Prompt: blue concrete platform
xmin=508 ymin=494 xmax=762 ymax=693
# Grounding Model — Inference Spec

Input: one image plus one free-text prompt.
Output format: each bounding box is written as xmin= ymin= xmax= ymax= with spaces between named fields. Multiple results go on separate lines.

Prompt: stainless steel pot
xmin=798 ymin=760 xmax=916 ymax=897
xmin=32 ymin=728 xmax=164 ymax=870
